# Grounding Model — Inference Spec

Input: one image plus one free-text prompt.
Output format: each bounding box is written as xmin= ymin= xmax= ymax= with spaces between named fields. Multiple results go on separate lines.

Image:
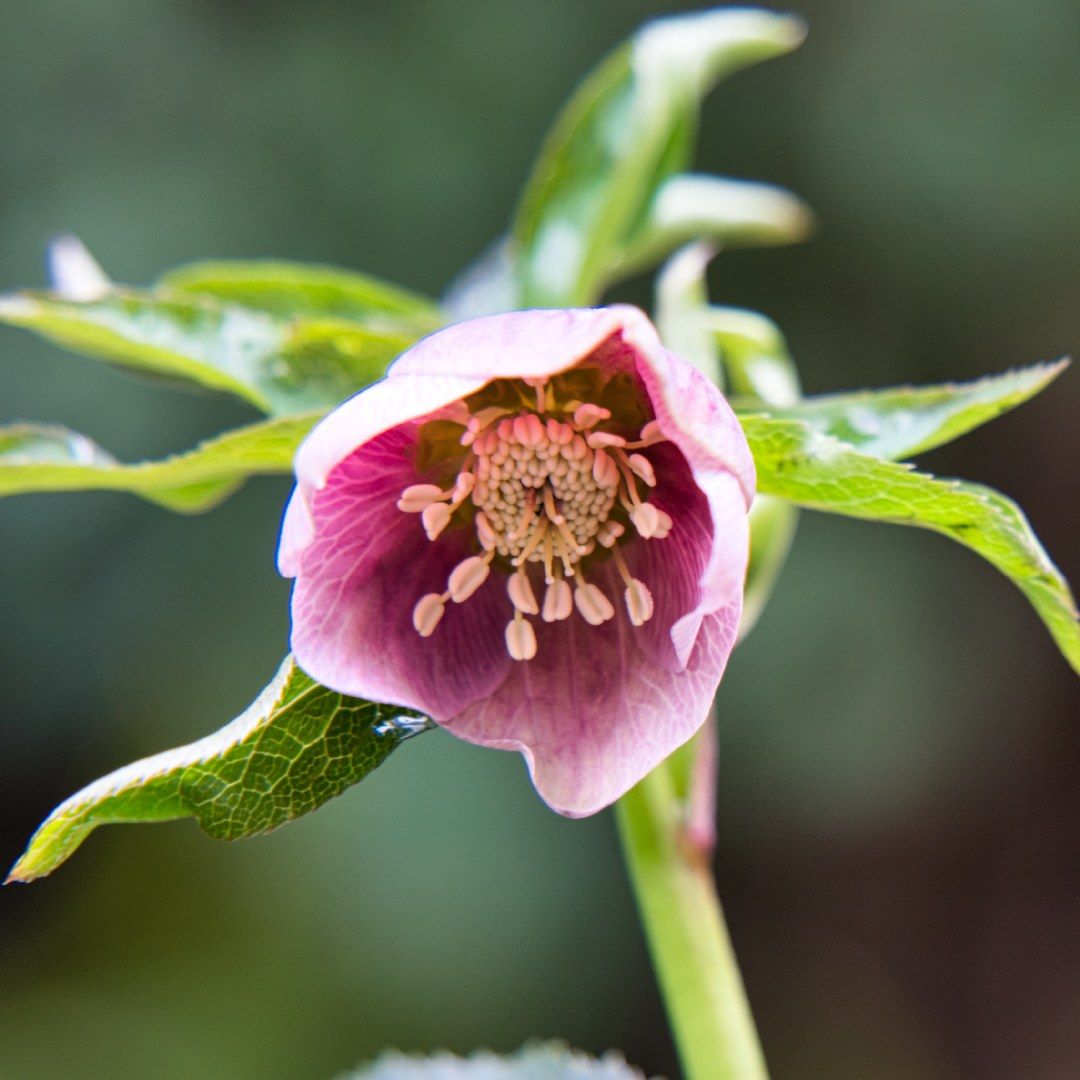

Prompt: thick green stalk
xmin=616 ymin=764 xmax=768 ymax=1080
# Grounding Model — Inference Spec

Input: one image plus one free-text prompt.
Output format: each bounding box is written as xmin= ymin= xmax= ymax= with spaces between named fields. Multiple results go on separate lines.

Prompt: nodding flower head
xmin=278 ymin=307 xmax=754 ymax=816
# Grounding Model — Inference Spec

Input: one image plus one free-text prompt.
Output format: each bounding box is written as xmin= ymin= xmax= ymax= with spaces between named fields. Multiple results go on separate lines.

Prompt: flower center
xmin=397 ymin=374 xmax=672 ymax=661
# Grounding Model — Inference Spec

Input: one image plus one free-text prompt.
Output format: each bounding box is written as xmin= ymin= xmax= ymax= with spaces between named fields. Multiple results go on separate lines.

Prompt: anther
xmin=505 ymin=614 xmax=538 ymax=661
xmin=624 ymin=579 xmax=655 ymax=626
xmin=422 ymin=502 xmax=453 ymax=540
xmin=592 ymin=449 xmax=619 ymax=488
xmin=475 ymin=511 xmax=497 ymax=550
xmin=587 ymin=431 xmax=626 ymax=449
xmin=397 ymin=484 xmax=444 ymax=513
xmin=597 ymin=520 xmax=625 ymax=548
xmin=508 ymin=569 xmax=539 ymax=615
xmin=629 ymin=502 xmax=661 ymax=539
xmin=542 ymin=577 xmax=573 ymax=622
xmin=574 ymin=403 xmax=611 ymax=429
xmin=626 ymin=453 xmax=656 ymax=487
xmin=448 ymin=555 xmax=490 ymax=602
xmin=412 ymin=593 xmax=446 ymax=637
xmin=574 ymin=578 xmax=615 ymax=626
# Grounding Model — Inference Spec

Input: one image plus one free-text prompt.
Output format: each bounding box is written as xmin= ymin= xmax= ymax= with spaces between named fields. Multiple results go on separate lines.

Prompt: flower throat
xmin=397 ymin=368 xmax=672 ymax=661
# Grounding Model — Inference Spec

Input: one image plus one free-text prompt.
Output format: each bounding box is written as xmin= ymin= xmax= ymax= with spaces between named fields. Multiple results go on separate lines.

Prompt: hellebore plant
xmin=2 ymin=8 xmax=1076 ymax=1080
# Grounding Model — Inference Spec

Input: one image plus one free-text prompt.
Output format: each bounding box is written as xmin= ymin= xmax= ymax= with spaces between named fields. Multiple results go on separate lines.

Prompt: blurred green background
xmin=2 ymin=2 xmax=1077 ymax=1077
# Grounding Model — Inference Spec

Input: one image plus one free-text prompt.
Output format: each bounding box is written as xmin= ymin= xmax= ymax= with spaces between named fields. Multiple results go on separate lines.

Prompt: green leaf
xmin=0 ymin=412 xmax=319 ymax=512
xmin=162 ymin=259 xmax=442 ymax=328
xmin=753 ymin=361 xmax=1068 ymax=461
xmin=348 ymin=1043 xmax=645 ymax=1080
xmin=510 ymin=8 xmax=806 ymax=306
xmin=743 ymin=416 xmax=1080 ymax=673
xmin=7 ymin=658 xmax=430 ymax=883
xmin=0 ymin=289 xmax=420 ymax=415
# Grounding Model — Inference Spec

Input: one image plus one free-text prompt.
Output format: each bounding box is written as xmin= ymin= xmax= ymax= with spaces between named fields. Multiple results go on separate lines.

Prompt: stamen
xmin=629 ymin=502 xmax=661 ymax=539
xmin=397 ymin=484 xmax=445 ymax=513
xmin=624 ymin=578 xmax=655 ymax=626
xmin=542 ymin=577 xmax=573 ymax=622
xmin=573 ymin=573 xmax=615 ymax=626
xmin=422 ymin=502 xmax=453 ymax=540
xmin=573 ymin=403 xmax=610 ymax=429
xmin=626 ymin=453 xmax=656 ymax=487
xmin=505 ymin=613 xmax=538 ymax=661
xmin=587 ymin=431 xmax=626 ymax=449
xmin=508 ymin=569 xmax=539 ymax=615
xmin=610 ymin=546 xmax=654 ymax=624
xmin=592 ymin=449 xmax=619 ymax=489
xmin=475 ymin=511 xmax=497 ymax=550
xmin=406 ymin=374 xmax=675 ymax=655
xmin=448 ymin=555 xmax=491 ymax=602
xmin=541 ymin=485 xmax=564 ymax=524
xmin=512 ymin=518 xmax=549 ymax=566
xmin=597 ymin=520 xmax=624 ymax=548
xmin=652 ymin=508 xmax=673 ymax=539
xmin=624 ymin=420 xmax=666 ymax=449
xmin=412 ymin=593 xmax=446 ymax=636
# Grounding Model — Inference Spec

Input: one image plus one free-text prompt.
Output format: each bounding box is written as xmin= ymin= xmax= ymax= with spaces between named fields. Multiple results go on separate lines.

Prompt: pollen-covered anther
xmin=542 ymin=577 xmax=573 ymax=622
xmin=596 ymin=520 xmax=625 ymax=548
xmin=505 ymin=614 xmax=538 ymax=661
xmin=624 ymin=579 xmax=655 ymax=627
xmin=508 ymin=569 xmax=539 ymax=615
xmin=412 ymin=593 xmax=446 ymax=637
xmin=573 ymin=403 xmax=610 ymax=428
xmin=626 ymin=453 xmax=656 ymax=487
xmin=448 ymin=555 xmax=491 ymax=602
xmin=574 ymin=578 xmax=615 ymax=626
xmin=629 ymin=502 xmax=661 ymax=539
xmin=422 ymin=501 xmax=453 ymax=540
xmin=397 ymin=484 xmax=445 ymax=513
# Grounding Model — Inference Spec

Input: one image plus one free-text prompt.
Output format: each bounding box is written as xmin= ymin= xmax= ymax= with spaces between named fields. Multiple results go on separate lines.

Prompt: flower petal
xmin=288 ymin=424 xmax=511 ymax=715
xmin=440 ymin=573 xmax=743 ymax=817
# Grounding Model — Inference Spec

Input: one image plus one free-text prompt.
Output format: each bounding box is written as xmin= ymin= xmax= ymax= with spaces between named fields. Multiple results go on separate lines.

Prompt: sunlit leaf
xmin=7 ymin=658 xmax=431 ymax=883
xmin=750 ymin=361 xmax=1068 ymax=461
xmin=162 ymin=259 xmax=442 ymax=328
xmin=743 ymin=416 xmax=1080 ymax=672
xmin=510 ymin=7 xmax=807 ymax=306
xmin=0 ymin=412 xmax=319 ymax=512
xmin=0 ymin=290 xmax=418 ymax=415
xmin=348 ymin=1043 xmax=646 ymax=1080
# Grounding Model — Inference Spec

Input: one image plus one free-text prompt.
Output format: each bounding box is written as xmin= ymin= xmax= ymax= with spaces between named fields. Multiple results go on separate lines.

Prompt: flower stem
xmin=615 ymin=763 xmax=768 ymax=1080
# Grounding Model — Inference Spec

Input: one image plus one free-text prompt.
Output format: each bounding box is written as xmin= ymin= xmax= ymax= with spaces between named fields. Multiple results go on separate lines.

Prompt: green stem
xmin=616 ymin=763 xmax=768 ymax=1080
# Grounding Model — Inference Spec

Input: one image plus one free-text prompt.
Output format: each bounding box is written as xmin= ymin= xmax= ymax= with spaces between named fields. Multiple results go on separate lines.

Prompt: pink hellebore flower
xmin=278 ymin=307 xmax=754 ymax=816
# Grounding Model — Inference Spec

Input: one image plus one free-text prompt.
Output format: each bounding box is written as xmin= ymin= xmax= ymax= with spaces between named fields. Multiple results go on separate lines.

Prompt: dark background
xmin=1 ymin=2 xmax=1077 ymax=1077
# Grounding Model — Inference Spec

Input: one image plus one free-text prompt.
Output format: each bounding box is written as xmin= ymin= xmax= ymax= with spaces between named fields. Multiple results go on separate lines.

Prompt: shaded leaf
xmin=510 ymin=8 xmax=806 ymax=306
xmin=750 ymin=361 xmax=1068 ymax=461
xmin=347 ymin=1043 xmax=646 ymax=1080
xmin=7 ymin=658 xmax=431 ymax=883
xmin=162 ymin=259 xmax=442 ymax=328
xmin=0 ymin=412 xmax=319 ymax=512
xmin=0 ymin=290 xmax=417 ymax=415
xmin=743 ymin=416 xmax=1080 ymax=672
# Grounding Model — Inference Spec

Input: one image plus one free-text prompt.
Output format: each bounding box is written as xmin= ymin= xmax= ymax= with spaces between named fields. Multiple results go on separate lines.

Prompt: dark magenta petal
xmin=289 ymin=424 xmax=511 ymax=716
